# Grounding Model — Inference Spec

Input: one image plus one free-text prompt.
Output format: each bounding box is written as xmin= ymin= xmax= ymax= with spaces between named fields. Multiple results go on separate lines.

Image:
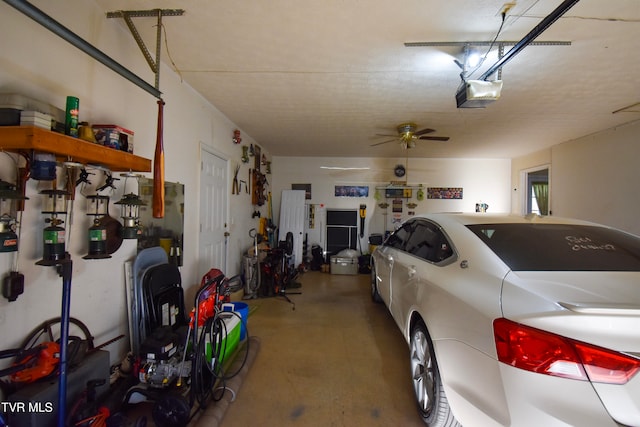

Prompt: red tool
xmin=10 ymin=341 xmax=60 ymax=383
xmin=189 ymin=268 xmax=230 ymax=328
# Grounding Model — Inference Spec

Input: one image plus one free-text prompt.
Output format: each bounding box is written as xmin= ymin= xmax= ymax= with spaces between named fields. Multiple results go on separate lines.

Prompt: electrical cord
xmin=192 ymin=316 xmax=217 ymax=406
xmin=211 ymin=311 xmax=250 ymax=394
xmin=191 ymin=310 xmax=250 ymax=407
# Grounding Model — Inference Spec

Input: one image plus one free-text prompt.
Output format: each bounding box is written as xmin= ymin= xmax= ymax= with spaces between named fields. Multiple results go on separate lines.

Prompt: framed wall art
xmin=334 ymin=185 xmax=369 ymax=197
xmin=427 ymin=187 xmax=463 ymax=199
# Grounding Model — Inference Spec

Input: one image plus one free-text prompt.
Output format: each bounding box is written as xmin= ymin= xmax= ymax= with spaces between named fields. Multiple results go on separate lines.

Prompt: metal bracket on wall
xmin=107 ymin=9 xmax=185 ymax=91
xmin=3 ymin=0 xmax=162 ymax=98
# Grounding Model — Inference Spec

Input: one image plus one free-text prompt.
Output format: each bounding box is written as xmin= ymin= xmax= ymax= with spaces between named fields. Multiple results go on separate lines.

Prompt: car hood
xmin=501 ymin=271 xmax=640 ymax=353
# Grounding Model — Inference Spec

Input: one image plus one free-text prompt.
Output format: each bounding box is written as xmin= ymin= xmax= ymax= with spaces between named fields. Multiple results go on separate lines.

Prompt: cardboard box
xmin=330 ymin=256 xmax=359 ymax=275
xmin=92 ymin=124 xmax=134 ymax=152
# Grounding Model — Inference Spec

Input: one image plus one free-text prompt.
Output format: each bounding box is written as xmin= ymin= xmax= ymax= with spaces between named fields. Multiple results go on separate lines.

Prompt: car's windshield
xmin=467 ymin=223 xmax=640 ymax=271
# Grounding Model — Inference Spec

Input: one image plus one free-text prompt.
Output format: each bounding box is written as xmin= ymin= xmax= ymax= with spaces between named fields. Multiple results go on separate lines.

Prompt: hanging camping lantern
xmin=116 ymin=172 xmax=145 ymax=239
xmin=0 ymin=179 xmax=28 ymax=253
xmin=83 ymin=195 xmax=111 ymax=259
xmin=36 ymin=189 xmax=70 ymax=266
xmin=115 ymin=193 xmax=145 ymax=239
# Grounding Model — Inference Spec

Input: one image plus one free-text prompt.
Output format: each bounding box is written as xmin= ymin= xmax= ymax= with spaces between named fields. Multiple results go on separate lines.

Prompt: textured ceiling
xmin=94 ymin=0 xmax=640 ymax=158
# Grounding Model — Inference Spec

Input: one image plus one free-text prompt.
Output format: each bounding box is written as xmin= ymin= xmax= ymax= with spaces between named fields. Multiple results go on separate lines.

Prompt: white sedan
xmin=370 ymin=213 xmax=640 ymax=427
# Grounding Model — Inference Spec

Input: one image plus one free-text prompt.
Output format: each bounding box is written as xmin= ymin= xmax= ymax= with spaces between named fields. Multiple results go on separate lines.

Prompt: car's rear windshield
xmin=467 ymin=223 xmax=640 ymax=271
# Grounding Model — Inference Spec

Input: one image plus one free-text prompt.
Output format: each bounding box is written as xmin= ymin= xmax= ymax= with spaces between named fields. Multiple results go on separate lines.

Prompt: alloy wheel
xmin=410 ymin=325 xmax=435 ymax=415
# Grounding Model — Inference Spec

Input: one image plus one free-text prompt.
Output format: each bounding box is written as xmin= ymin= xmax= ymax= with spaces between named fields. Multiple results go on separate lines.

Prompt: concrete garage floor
xmin=196 ymin=270 xmax=425 ymax=427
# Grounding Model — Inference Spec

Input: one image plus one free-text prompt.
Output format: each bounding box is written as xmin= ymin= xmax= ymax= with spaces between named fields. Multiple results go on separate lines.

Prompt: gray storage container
xmin=330 ymin=256 xmax=358 ymax=275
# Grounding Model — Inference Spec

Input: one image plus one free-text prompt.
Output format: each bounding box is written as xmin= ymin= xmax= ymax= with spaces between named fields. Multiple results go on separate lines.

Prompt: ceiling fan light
xmin=397 ymin=123 xmax=416 ymax=134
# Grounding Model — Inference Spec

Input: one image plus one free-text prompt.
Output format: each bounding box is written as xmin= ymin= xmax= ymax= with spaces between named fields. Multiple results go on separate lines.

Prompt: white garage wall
xmin=511 ymin=120 xmax=640 ymax=236
xmin=551 ymin=120 xmax=640 ymax=236
xmin=270 ymin=156 xmax=512 ymax=252
xmin=0 ymin=0 xmax=263 ymax=365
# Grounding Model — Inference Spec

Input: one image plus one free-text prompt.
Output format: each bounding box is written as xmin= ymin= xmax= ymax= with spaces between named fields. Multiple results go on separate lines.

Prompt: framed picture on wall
xmin=427 ymin=187 xmax=463 ymax=199
xmin=334 ymin=185 xmax=369 ymax=197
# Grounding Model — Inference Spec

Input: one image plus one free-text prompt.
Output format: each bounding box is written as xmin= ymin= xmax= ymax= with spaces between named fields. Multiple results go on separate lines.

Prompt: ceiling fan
xmin=371 ymin=122 xmax=450 ymax=149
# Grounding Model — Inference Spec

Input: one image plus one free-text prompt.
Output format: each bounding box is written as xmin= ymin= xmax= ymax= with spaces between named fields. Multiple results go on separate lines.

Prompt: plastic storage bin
xmin=205 ymin=312 xmax=241 ymax=365
xmin=330 ymin=256 xmax=359 ymax=275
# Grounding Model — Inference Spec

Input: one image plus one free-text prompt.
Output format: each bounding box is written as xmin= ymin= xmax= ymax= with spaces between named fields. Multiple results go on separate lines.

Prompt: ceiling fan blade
xmin=370 ymin=139 xmax=397 ymax=147
xmin=413 ymin=128 xmax=436 ymax=136
xmin=418 ymin=136 xmax=450 ymax=141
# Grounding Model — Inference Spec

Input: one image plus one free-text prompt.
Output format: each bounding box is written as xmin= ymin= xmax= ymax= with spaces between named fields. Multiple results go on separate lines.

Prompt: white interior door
xmin=279 ymin=190 xmax=305 ymax=266
xmin=199 ymin=147 xmax=228 ymax=277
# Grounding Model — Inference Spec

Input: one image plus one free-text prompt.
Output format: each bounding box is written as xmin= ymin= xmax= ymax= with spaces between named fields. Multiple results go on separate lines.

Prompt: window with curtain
xmin=525 ymin=168 xmax=549 ymax=215
xmin=532 ymin=182 xmax=549 ymax=215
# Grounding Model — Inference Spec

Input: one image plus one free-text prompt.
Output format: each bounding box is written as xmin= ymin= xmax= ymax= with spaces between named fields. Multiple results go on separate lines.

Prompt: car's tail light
xmin=494 ymin=318 xmax=640 ymax=384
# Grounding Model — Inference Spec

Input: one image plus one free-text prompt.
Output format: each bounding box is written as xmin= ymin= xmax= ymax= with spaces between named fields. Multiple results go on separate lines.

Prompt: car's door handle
xmin=407 ymin=265 xmax=416 ymax=278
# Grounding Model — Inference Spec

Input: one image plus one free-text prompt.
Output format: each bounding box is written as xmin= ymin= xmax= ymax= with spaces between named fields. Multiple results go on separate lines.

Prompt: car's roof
xmin=412 ymin=212 xmax=601 ymax=228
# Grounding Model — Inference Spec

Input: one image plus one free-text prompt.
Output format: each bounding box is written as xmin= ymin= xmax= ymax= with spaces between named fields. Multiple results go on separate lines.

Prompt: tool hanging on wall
xmin=251 ymin=170 xmax=267 ymax=206
xmin=241 ymin=146 xmax=249 ymax=163
xmin=96 ymin=171 xmax=119 ymax=193
xmin=0 ymin=157 xmax=29 ymax=302
xmin=266 ymin=192 xmax=277 ymax=247
xmin=16 ymin=157 xmax=29 ymax=212
xmin=75 ymin=168 xmax=93 ymax=187
xmin=62 ymin=162 xmax=83 ymax=252
xmin=153 ymin=99 xmax=165 ymax=217
xmin=1 ymin=154 xmax=28 ymax=302
xmin=0 ymin=180 xmax=24 ymax=253
xmin=232 ymin=164 xmax=240 ymax=195
xmin=359 ymin=204 xmax=367 ymax=238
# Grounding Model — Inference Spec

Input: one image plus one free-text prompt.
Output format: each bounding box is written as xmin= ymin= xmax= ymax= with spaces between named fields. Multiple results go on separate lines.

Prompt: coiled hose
xmin=192 ymin=310 xmax=250 ymax=407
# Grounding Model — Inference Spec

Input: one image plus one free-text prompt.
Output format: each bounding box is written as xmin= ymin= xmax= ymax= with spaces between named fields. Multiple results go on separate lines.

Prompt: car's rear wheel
xmin=410 ymin=321 xmax=460 ymax=427
xmin=370 ymin=262 xmax=382 ymax=303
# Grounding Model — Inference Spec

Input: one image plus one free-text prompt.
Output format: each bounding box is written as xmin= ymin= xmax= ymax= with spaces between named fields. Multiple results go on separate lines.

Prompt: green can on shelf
xmin=65 ymin=96 xmax=79 ymax=137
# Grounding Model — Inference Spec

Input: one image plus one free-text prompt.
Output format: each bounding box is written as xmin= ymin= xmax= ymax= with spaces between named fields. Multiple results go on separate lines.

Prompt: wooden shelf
xmin=0 ymin=126 xmax=151 ymax=172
